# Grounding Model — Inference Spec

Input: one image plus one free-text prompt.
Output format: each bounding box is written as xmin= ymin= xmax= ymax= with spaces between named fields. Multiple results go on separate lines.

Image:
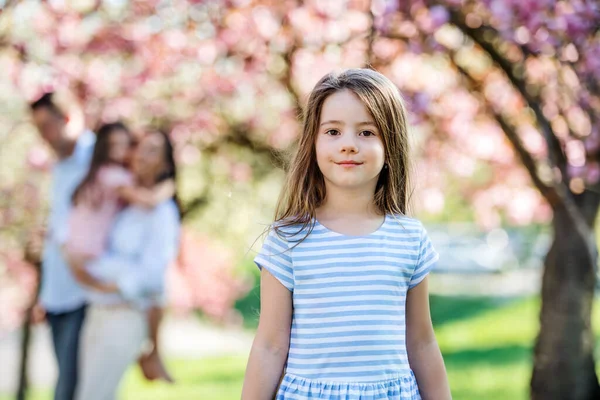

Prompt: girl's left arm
xmin=406 ymin=276 xmax=452 ymax=400
xmin=117 ymin=180 xmax=175 ymax=209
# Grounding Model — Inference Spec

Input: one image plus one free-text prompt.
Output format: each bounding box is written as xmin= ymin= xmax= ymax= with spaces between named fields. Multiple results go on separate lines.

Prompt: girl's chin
xmin=324 ymin=179 xmax=377 ymax=190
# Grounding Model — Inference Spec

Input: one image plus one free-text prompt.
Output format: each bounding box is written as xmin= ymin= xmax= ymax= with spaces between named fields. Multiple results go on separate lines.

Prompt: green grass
xmin=0 ymin=356 xmax=248 ymax=400
xmin=6 ymin=295 xmax=600 ymax=400
xmin=434 ymin=296 xmax=539 ymax=400
xmin=120 ymin=356 xmax=248 ymax=399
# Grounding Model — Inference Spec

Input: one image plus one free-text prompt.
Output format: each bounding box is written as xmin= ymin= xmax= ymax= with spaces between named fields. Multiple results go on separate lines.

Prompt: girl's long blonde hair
xmin=274 ymin=68 xmax=413 ymax=236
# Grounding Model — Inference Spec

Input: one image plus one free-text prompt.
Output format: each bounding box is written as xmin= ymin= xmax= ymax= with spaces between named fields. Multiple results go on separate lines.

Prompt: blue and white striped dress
xmin=255 ymin=215 xmax=439 ymax=400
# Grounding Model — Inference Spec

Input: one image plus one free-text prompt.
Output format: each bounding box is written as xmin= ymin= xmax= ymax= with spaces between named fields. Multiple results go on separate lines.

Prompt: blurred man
xmin=29 ymin=92 xmax=95 ymax=400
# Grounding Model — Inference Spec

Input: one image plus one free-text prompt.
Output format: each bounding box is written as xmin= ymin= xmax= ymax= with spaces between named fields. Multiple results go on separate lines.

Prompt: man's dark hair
xmin=29 ymin=92 xmax=64 ymax=117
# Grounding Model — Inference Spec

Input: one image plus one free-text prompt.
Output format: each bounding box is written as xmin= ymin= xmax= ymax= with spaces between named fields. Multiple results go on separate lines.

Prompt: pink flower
xmin=230 ymin=162 xmax=252 ymax=182
xmin=429 ymin=6 xmax=450 ymax=30
xmin=166 ymin=230 xmax=251 ymax=323
xmin=26 ymin=147 xmax=51 ymax=171
xmin=585 ymin=163 xmax=600 ymax=184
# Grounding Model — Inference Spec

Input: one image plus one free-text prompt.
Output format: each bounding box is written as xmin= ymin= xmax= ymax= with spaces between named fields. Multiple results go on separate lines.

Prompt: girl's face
xmin=132 ymin=131 xmax=168 ymax=183
xmin=108 ymin=129 xmax=132 ymax=165
xmin=315 ymin=89 xmax=385 ymax=194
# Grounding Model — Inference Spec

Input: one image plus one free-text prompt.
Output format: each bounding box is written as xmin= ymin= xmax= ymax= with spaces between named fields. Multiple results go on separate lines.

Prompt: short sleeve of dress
xmin=254 ymin=227 xmax=294 ymax=292
xmin=97 ymin=166 xmax=134 ymax=189
xmin=409 ymin=224 xmax=439 ymax=289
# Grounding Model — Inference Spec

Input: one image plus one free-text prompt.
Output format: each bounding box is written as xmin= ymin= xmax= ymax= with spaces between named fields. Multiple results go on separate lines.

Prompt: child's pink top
xmin=65 ymin=165 xmax=134 ymax=257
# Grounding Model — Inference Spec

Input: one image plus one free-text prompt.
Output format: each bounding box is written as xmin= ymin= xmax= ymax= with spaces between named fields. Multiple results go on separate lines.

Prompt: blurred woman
xmin=75 ymin=130 xmax=181 ymax=400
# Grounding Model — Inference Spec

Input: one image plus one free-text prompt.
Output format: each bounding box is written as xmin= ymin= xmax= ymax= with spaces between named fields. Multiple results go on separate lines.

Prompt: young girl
xmin=242 ymin=69 xmax=451 ymax=399
xmin=62 ymin=122 xmax=175 ymax=383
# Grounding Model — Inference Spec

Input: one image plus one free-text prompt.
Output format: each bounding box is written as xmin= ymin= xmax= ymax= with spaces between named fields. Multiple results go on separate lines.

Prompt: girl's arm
xmin=117 ymin=179 xmax=175 ymax=209
xmin=406 ymin=276 xmax=452 ymax=400
xmin=241 ymin=269 xmax=292 ymax=399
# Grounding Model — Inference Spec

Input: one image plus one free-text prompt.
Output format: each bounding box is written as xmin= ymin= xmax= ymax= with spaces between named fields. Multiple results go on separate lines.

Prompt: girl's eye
xmin=325 ymin=129 xmax=340 ymax=136
xmin=360 ymin=131 xmax=375 ymax=137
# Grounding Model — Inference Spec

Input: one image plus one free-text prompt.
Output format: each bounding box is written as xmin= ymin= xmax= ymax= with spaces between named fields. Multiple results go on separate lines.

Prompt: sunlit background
xmin=1 ymin=0 xmax=600 ymax=399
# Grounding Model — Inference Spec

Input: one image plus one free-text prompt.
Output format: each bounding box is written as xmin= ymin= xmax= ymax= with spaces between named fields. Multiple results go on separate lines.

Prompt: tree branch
xmin=450 ymin=52 xmax=595 ymax=260
xmin=275 ymin=0 xmax=304 ymax=119
xmin=449 ymin=58 xmax=560 ymax=206
xmin=181 ymin=125 xmax=287 ymax=219
xmin=181 ymin=195 xmax=208 ymax=220
xmin=448 ymin=9 xmax=568 ymax=174
xmin=277 ymin=2 xmax=370 ymax=118
xmin=199 ymin=124 xmax=286 ymax=170
xmin=366 ymin=0 xmax=376 ymax=64
xmin=280 ymin=40 xmax=303 ymax=118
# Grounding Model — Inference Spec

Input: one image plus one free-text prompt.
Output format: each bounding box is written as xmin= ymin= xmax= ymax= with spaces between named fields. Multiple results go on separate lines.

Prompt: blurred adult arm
xmin=84 ymin=203 xmax=179 ymax=300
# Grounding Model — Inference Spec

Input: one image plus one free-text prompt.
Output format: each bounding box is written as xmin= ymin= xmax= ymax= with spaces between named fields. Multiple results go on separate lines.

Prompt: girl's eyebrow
xmin=320 ymin=120 xmax=343 ymax=126
xmin=320 ymin=120 xmax=376 ymax=127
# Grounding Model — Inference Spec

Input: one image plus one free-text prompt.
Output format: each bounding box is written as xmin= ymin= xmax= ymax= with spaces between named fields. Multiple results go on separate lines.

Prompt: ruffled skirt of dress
xmin=276 ymin=371 xmax=421 ymax=400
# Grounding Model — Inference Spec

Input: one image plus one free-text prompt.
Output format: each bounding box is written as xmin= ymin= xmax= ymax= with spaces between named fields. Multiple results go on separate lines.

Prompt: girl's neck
xmin=316 ymin=187 xmax=384 ymax=236
xmin=317 ymin=185 xmax=379 ymax=220
xmin=137 ymin=174 xmax=156 ymax=188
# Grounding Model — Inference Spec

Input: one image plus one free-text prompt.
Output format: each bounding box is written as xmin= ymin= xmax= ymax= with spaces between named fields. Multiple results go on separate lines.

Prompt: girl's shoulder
xmin=385 ymin=214 xmax=426 ymax=231
xmin=270 ymin=217 xmax=315 ymax=243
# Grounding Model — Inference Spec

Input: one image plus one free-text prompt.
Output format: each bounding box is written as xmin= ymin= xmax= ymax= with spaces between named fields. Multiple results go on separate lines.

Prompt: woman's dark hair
xmin=152 ymin=129 xmax=182 ymax=219
xmin=72 ymin=122 xmax=132 ymax=206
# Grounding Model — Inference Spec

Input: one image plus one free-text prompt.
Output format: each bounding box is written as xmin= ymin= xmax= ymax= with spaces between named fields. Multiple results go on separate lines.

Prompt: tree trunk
xmin=531 ymin=198 xmax=600 ymax=400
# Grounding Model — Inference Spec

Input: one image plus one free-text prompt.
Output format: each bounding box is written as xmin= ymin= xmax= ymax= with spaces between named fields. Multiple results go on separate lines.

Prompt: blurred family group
xmin=28 ymin=91 xmax=181 ymax=400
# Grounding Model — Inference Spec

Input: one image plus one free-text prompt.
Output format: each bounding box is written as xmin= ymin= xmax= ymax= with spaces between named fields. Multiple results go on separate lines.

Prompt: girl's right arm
xmin=241 ymin=268 xmax=292 ymax=400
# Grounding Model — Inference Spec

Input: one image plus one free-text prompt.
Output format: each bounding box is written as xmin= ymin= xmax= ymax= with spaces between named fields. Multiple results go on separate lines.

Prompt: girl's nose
xmin=340 ymin=132 xmax=359 ymax=154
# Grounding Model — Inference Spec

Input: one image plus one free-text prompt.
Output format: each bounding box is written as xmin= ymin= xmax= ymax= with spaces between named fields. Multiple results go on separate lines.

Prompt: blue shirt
xmin=85 ymin=200 xmax=180 ymax=308
xmin=40 ymin=130 xmax=96 ymax=313
xmin=255 ymin=215 xmax=438 ymax=399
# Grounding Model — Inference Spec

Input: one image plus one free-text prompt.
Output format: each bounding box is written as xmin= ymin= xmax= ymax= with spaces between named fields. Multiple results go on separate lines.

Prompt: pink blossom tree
xmin=1 ymin=0 xmax=599 ymax=398
xmin=375 ymin=2 xmax=600 ymax=398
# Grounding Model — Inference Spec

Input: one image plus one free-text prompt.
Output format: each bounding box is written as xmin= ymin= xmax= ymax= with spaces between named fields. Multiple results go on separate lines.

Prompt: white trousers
xmin=76 ymin=305 xmax=148 ymax=400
